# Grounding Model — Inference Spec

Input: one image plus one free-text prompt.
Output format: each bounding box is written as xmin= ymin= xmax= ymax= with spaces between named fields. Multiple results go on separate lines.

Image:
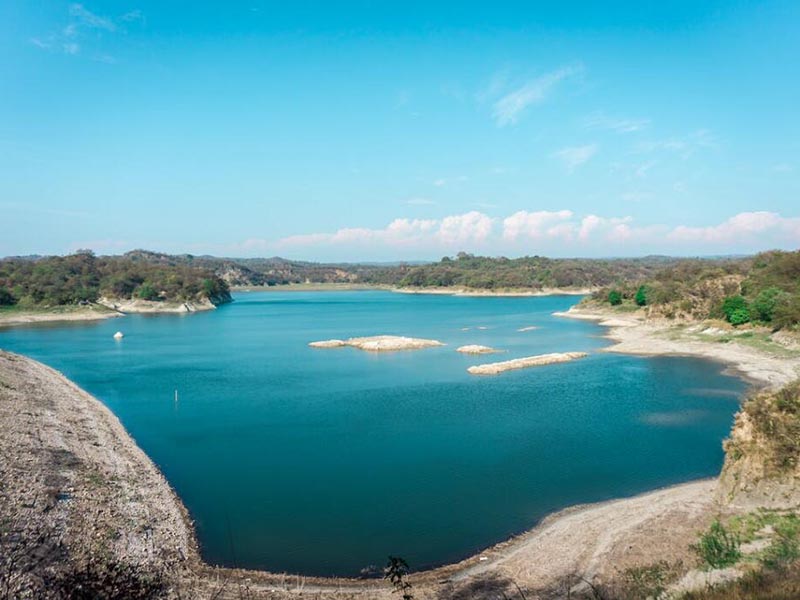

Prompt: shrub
xmin=721 ymin=295 xmax=750 ymax=324
xmin=752 ymin=287 xmax=786 ymax=322
xmin=608 ymin=290 xmax=623 ymax=306
xmin=729 ymin=308 xmax=751 ymax=326
xmin=692 ymin=520 xmax=741 ymax=569
xmin=135 ymin=283 xmax=159 ymax=301
xmin=635 ymin=285 xmax=648 ymax=307
xmin=0 ymin=286 xmax=16 ymax=306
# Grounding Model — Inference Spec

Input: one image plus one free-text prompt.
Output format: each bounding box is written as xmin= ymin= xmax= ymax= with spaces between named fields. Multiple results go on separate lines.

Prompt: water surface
xmin=0 ymin=291 xmax=745 ymax=575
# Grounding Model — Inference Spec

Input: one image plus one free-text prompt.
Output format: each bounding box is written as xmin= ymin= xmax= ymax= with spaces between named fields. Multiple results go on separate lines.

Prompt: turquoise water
xmin=0 ymin=291 xmax=745 ymax=576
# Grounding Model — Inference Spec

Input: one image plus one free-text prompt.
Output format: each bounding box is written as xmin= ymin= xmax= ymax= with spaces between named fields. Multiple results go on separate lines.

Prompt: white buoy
xmin=113 ymin=331 xmax=124 ymax=339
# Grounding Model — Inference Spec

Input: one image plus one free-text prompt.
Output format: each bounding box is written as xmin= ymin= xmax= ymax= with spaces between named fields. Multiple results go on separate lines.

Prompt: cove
xmin=0 ymin=291 xmax=746 ymax=576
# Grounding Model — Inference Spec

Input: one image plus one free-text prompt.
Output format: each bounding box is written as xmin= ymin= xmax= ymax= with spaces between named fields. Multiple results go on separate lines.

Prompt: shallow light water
xmin=0 ymin=291 xmax=745 ymax=576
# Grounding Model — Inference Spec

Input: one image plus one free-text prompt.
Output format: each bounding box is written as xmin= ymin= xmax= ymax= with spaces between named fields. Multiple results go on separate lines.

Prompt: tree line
xmin=0 ymin=250 xmax=231 ymax=308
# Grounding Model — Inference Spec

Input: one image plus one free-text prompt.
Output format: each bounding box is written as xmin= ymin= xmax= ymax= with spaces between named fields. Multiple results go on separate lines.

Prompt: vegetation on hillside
xmin=594 ymin=250 xmax=800 ymax=330
xmin=0 ymin=250 xmax=231 ymax=308
xmin=724 ymin=380 xmax=800 ymax=475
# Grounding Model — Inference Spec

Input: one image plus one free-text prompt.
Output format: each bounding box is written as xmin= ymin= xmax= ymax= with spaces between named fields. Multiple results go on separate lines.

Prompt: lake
xmin=0 ymin=291 xmax=745 ymax=576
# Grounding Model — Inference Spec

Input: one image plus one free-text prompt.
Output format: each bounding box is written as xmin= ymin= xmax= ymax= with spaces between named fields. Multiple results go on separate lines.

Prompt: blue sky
xmin=2 ymin=1 xmax=799 ymax=260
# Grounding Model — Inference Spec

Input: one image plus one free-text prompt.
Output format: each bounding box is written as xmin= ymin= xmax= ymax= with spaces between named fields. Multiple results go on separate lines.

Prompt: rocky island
xmin=467 ymin=351 xmax=589 ymax=375
xmin=309 ymin=335 xmax=444 ymax=351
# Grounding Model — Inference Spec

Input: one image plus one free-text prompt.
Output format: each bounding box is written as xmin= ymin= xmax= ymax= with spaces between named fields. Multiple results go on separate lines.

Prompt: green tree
xmin=721 ymin=295 xmax=749 ymax=323
xmin=635 ymin=285 xmax=648 ymax=307
xmin=752 ymin=286 xmax=785 ymax=322
xmin=608 ymin=290 xmax=623 ymax=306
xmin=729 ymin=308 xmax=751 ymax=326
xmin=136 ymin=283 xmax=159 ymax=301
xmin=0 ymin=286 xmax=16 ymax=306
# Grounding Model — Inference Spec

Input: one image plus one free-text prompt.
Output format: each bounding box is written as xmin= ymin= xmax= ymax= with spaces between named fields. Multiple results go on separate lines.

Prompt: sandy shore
xmin=97 ymin=297 xmax=219 ymax=314
xmin=0 ymin=305 xmax=122 ymax=327
xmin=468 ymin=351 xmax=588 ymax=375
xmin=393 ymin=286 xmax=596 ymax=297
xmin=309 ymin=335 xmax=444 ymax=351
xmin=555 ymin=306 xmax=800 ymax=388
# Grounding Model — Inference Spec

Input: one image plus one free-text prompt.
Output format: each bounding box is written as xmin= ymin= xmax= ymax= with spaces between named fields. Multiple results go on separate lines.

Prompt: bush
xmin=635 ymin=285 xmax=648 ymax=307
xmin=135 ymin=283 xmax=159 ymax=301
xmin=722 ymin=295 xmax=750 ymax=324
xmin=693 ymin=520 xmax=741 ymax=569
xmin=0 ymin=286 xmax=16 ymax=306
xmin=608 ymin=290 xmax=623 ymax=306
xmin=729 ymin=308 xmax=751 ymax=326
xmin=752 ymin=287 xmax=786 ymax=322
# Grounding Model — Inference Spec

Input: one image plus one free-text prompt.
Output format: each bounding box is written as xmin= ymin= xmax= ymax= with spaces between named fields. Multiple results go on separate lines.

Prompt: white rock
xmin=113 ymin=331 xmax=124 ymax=339
xmin=468 ymin=352 xmax=588 ymax=375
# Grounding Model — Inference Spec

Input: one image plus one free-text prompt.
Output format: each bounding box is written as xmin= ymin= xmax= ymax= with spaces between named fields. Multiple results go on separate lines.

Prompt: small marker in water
xmin=174 ymin=389 xmax=178 ymax=403
xmin=113 ymin=331 xmax=124 ymax=340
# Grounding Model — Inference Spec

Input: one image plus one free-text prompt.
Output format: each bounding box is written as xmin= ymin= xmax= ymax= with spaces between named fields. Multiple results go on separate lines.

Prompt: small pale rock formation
xmin=308 ymin=339 xmax=346 ymax=348
xmin=309 ymin=335 xmax=444 ymax=352
xmin=517 ymin=326 xmax=538 ymax=332
xmin=468 ymin=351 xmax=588 ymax=375
xmin=113 ymin=331 xmax=124 ymax=339
xmin=457 ymin=345 xmax=500 ymax=354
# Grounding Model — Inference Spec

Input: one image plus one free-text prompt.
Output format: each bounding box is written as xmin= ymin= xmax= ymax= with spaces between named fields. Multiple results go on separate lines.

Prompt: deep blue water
xmin=0 ymin=291 xmax=745 ymax=576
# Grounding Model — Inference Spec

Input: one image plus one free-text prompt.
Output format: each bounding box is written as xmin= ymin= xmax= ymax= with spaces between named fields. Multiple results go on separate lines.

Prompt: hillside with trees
xmin=0 ymin=251 xmax=231 ymax=309
xmin=592 ymin=250 xmax=800 ymax=330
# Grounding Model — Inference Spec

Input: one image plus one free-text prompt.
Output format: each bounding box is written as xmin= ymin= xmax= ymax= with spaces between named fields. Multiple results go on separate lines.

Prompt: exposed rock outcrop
xmin=717 ymin=381 xmax=800 ymax=509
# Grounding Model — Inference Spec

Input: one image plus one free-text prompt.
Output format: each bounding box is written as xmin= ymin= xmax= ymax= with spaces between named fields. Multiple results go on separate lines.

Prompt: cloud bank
xmin=228 ymin=210 xmax=800 ymax=260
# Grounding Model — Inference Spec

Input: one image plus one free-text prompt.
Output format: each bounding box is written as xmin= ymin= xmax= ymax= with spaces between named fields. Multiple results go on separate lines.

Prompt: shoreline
xmin=0 ymin=298 xmax=224 ymax=328
xmin=554 ymin=305 xmax=800 ymax=389
xmin=0 ymin=347 xmax=739 ymax=597
xmin=5 ymin=298 xmax=792 ymax=595
xmin=231 ymin=283 xmax=595 ymax=297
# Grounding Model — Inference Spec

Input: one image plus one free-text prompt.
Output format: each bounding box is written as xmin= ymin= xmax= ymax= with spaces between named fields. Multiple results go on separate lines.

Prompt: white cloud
xmin=772 ymin=163 xmax=793 ymax=173
xmin=502 ymin=210 xmax=574 ymax=241
xmin=276 ymin=214 xmax=487 ymax=249
xmin=638 ymin=129 xmax=717 ymax=159
xmin=668 ymin=212 xmax=800 ymax=244
xmin=438 ymin=211 xmax=494 ymax=244
xmin=583 ymin=112 xmax=650 ymax=133
xmin=578 ymin=215 xmax=632 ymax=240
xmin=406 ymin=197 xmax=436 ymax=206
xmin=69 ymin=4 xmax=116 ymax=32
xmin=231 ymin=210 xmax=800 ymax=259
xmin=29 ymin=37 xmax=51 ymax=49
xmin=491 ymin=64 xmax=583 ymax=126
xmin=433 ymin=178 xmax=447 ymax=187
xmin=31 ymin=4 xmax=140 ymax=59
xmin=552 ymin=144 xmax=598 ymax=171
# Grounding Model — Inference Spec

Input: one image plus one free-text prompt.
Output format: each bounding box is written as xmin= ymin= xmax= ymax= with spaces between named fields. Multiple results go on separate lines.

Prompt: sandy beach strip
xmin=0 ymin=306 xmax=122 ymax=327
xmin=554 ymin=306 xmax=800 ymax=388
xmin=393 ymin=286 xmax=596 ymax=297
